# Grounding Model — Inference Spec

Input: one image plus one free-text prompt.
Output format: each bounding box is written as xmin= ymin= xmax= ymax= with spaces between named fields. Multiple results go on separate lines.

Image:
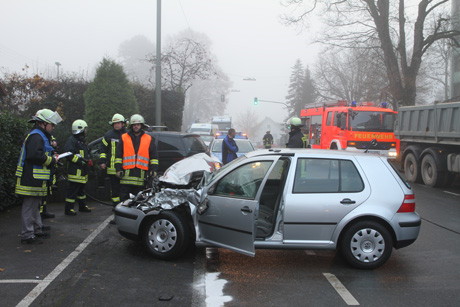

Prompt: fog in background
xmin=1 ymin=0 xmax=320 ymax=124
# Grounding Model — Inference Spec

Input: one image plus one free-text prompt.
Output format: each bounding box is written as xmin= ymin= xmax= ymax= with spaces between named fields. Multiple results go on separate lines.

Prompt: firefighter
xmin=262 ymin=130 xmax=274 ymax=149
xmin=40 ymin=135 xmax=58 ymax=219
xmin=63 ymin=119 xmax=92 ymax=215
xmin=286 ymin=117 xmax=306 ymax=148
xmin=99 ymin=113 xmax=127 ymax=206
xmin=15 ymin=108 xmax=62 ymax=244
xmin=115 ymin=114 xmax=159 ymax=201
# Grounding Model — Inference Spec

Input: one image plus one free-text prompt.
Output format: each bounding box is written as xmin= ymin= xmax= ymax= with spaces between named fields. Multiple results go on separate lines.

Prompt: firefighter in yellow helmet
xmin=115 ymin=114 xmax=159 ymax=201
xmin=15 ymin=108 xmax=62 ymax=244
xmin=63 ymin=119 xmax=92 ymax=215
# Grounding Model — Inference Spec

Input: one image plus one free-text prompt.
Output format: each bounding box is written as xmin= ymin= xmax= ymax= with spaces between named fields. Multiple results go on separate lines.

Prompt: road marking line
xmin=16 ymin=216 xmax=112 ymax=307
xmin=305 ymin=250 xmax=316 ymax=255
xmin=0 ymin=280 xmax=41 ymax=284
xmin=323 ymin=273 xmax=359 ymax=305
xmin=444 ymin=191 xmax=460 ymax=197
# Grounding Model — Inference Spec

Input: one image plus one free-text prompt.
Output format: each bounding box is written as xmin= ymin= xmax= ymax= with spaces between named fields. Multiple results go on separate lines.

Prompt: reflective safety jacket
xmin=100 ymin=127 xmax=126 ymax=175
xmin=15 ymin=127 xmax=55 ymax=197
xmin=115 ymin=130 xmax=158 ymax=186
xmin=63 ymin=134 xmax=90 ymax=184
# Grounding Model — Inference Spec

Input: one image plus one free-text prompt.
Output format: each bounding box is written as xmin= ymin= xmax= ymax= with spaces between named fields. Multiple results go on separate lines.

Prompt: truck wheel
xmin=143 ymin=211 xmax=190 ymax=260
xmin=340 ymin=221 xmax=393 ymax=269
xmin=421 ymin=154 xmax=443 ymax=187
xmin=404 ymin=153 xmax=421 ymax=183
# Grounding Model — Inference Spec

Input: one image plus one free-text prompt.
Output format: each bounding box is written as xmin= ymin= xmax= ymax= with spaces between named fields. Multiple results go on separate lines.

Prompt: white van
xmin=189 ymin=123 xmax=219 ymax=136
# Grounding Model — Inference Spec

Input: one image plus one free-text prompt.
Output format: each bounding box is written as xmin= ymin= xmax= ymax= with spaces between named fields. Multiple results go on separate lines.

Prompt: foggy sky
xmin=0 ymin=0 xmax=320 ymax=123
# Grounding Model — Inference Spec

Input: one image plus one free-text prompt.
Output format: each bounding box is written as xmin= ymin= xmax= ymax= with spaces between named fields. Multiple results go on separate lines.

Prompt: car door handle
xmin=241 ymin=206 xmax=253 ymax=214
xmin=340 ymin=198 xmax=356 ymax=205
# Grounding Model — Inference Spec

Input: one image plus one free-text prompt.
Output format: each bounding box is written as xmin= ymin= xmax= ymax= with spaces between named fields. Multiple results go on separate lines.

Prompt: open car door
xmin=197 ymin=160 xmax=276 ymax=256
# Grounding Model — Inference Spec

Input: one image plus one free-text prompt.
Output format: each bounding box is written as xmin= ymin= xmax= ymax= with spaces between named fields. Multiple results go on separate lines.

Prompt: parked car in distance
xmin=209 ymin=138 xmax=255 ymax=163
xmin=200 ymin=135 xmax=215 ymax=147
xmin=114 ymin=148 xmax=420 ymax=269
xmin=88 ymin=131 xmax=208 ymax=174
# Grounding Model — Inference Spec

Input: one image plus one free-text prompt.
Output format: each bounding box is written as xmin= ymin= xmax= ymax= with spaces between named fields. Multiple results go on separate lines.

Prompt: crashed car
xmin=114 ymin=149 xmax=420 ymax=269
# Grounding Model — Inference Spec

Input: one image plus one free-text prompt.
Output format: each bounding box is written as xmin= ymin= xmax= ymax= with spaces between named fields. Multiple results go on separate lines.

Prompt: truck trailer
xmin=396 ymin=102 xmax=460 ymax=187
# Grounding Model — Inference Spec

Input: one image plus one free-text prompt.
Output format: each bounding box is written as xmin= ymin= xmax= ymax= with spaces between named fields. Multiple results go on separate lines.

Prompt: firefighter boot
xmin=65 ymin=203 xmax=77 ymax=216
xmin=79 ymin=203 xmax=92 ymax=213
xmin=40 ymin=203 xmax=55 ymax=219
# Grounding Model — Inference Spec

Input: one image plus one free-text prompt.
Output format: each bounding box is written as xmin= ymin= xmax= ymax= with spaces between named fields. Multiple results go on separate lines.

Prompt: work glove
xmin=87 ymin=159 xmax=93 ymax=167
xmin=116 ymin=171 xmax=124 ymax=178
xmin=148 ymin=170 xmax=157 ymax=178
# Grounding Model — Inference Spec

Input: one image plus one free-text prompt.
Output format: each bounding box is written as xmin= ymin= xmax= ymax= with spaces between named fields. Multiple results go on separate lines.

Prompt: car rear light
xmin=397 ymin=194 xmax=415 ymax=213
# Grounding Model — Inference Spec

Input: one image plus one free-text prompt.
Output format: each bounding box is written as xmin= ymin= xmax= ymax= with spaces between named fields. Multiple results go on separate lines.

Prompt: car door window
xmin=214 ymin=161 xmax=273 ymax=199
xmin=293 ymin=158 xmax=363 ymax=193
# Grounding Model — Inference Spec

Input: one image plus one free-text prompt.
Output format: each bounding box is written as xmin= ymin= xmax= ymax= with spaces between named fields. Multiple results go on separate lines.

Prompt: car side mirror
xmin=196 ymin=197 xmax=209 ymax=215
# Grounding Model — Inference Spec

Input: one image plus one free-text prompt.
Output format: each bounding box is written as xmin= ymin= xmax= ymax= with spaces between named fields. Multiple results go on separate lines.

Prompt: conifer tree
xmin=84 ymin=58 xmax=138 ymax=140
xmin=285 ymin=59 xmax=305 ymax=118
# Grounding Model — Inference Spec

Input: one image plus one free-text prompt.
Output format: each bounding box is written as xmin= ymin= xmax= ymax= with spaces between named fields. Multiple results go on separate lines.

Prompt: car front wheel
xmin=340 ymin=221 xmax=393 ymax=269
xmin=143 ymin=211 xmax=190 ymax=260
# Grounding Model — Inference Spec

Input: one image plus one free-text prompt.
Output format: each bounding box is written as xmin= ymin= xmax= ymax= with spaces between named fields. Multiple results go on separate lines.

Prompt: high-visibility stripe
xmin=150 ymin=159 xmax=159 ymax=165
xmin=72 ymin=155 xmax=79 ymax=163
xmin=15 ymin=178 xmax=47 ymax=196
xmin=65 ymin=198 xmax=76 ymax=203
xmin=102 ymin=138 xmax=108 ymax=146
xmin=77 ymin=195 xmax=86 ymax=200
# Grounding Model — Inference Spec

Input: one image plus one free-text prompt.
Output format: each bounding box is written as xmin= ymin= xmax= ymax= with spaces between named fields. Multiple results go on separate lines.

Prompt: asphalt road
xmin=0 ymin=180 xmax=459 ymax=306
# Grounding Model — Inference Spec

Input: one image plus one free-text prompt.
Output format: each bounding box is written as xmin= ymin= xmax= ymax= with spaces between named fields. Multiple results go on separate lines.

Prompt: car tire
xmin=340 ymin=221 xmax=393 ymax=269
xmin=143 ymin=211 xmax=190 ymax=260
xmin=404 ymin=152 xmax=421 ymax=183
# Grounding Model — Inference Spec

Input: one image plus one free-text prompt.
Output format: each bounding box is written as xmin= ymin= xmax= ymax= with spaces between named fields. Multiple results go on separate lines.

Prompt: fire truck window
xmin=326 ymin=112 xmax=333 ymax=126
xmin=336 ymin=113 xmax=346 ymax=129
xmin=293 ymin=158 xmax=363 ymax=193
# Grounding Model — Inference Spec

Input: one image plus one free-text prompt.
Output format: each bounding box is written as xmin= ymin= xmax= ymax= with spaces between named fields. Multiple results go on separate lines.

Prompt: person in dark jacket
xmin=15 ymin=108 xmax=62 ymax=244
xmin=222 ymin=128 xmax=239 ymax=164
xmin=99 ymin=113 xmax=127 ymax=206
xmin=63 ymin=119 xmax=92 ymax=216
xmin=286 ymin=117 xmax=305 ymax=148
xmin=115 ymin=114 xmax=159 ymax=201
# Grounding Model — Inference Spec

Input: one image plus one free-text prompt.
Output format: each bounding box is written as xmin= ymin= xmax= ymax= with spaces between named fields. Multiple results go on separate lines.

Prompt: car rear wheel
xmin=143 ymin=211 xmax=190 ymax=260
xmin=340 ymin=221 xmax=393 ymax=269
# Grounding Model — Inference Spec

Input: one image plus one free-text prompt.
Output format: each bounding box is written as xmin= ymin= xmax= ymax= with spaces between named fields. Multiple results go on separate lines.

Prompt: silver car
xmin=114 ymin=149 xmax=420 ymax=269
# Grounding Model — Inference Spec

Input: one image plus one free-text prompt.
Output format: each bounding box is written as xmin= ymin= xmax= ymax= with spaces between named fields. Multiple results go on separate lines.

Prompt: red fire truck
xmin=299 ymin=100 xmax=399 ymax=158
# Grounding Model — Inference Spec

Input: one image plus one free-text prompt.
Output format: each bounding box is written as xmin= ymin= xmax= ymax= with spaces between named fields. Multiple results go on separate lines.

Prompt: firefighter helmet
xmin=109 ymin=113 xmax=126 ymax=125
xmin=29 ymin=109 xmax=63 ymax=125
xmin=290 ymin=117 xmax=302 ymax=126
xmin=72 ymin=119 xmax=88 ymax=135
xmin=129 ymin=114 xmax=147 ymax=128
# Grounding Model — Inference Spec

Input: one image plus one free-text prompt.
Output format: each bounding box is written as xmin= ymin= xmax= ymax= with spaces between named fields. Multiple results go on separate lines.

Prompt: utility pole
xmin=155 ymin=0 xmax=162 ymax=128
xmin=452 ymin=0 xmax=460 ymax=98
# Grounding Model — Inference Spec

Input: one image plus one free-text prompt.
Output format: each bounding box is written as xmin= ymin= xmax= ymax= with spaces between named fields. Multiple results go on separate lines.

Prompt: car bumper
xmin=391 ymin=212 xmax=421 ymax=249
xmin=114 ymin=204 xmax=146 ymax=240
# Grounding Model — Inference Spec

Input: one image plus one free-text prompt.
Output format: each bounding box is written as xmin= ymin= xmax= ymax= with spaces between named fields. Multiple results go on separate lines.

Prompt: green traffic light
xmin=253 ymin=97 xmax=258 ymax=105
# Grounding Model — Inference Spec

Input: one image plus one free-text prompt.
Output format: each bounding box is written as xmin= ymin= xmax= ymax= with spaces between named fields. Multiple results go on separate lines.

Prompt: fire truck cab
xmin=300 ymin=100 xmax=399 ymax=158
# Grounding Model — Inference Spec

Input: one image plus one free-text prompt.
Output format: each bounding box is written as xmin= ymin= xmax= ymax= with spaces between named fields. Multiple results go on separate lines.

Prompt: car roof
xmin=244 ymin=148 xmax=383 ymax=159
xmin=147 ymin=131 xmax=202 ymax=138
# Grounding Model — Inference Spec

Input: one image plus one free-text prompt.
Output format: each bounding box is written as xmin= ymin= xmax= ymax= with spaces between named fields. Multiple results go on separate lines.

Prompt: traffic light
xmin=253 ymin=97 xmax=259 ymax=105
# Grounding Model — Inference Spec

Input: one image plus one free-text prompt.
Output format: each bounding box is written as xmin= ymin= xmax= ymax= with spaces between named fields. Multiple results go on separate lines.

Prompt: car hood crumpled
xmin=159 ymin=152 xmax=220 ymax=186
xmin=131 ymin=188 xmax=203 ymax=214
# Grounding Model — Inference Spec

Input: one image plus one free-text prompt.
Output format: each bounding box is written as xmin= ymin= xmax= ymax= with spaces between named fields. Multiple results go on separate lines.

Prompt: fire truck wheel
xmin=404 ymin=153 xmax=421 ymax=183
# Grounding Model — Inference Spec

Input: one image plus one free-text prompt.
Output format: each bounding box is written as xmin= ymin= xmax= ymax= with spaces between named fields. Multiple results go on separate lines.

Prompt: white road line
xmin=305 ymin=250 xmax=316 ymax=255
xmin=444 ymin=191 xmax=460 ymax=197
xmin=323 ymin=273 xmax=359 ymax=306
xmin=0 ymin=280 xmax=41 ymax=284
xmin=16 ymin=216 xmax=112 ymax=307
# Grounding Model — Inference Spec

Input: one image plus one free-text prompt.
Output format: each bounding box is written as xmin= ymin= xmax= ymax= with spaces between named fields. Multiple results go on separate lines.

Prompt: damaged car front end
xmin=114 ymin=153 xmax=220 ymax=259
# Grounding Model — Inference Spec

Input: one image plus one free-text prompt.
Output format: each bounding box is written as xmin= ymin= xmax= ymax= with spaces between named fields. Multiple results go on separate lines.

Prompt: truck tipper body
xmin=396 ymin=102 xmax=460 ymax=187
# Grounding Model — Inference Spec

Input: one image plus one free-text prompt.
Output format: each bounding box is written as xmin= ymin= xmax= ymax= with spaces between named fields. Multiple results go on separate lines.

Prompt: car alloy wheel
xmin=341 ymin=221 xmax=393 ymax=269
xmin=143 ymin=211 xmax=190 ymax=260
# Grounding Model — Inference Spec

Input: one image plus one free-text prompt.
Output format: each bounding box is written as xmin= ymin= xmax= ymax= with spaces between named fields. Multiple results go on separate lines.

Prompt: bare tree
xmin=182 ymin=68 xmax=233 ymax=130
xmin=234 ymin=108 xmax=260 ymax=137
xmin=282 ymin=0 xmax=460 ymax=107
xmin=148 ymin=30 xmax=216 ymax=94
xmin=314 ymin=46 xmax=389 ymax=102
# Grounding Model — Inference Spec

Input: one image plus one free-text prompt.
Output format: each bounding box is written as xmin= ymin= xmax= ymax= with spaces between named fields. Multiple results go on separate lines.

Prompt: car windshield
xmin=211 ymin=139 xmax=254 ymax=153
xmin=348 ymin=111 xmax=395 ymax=132
xmin=183 ymin=136 xmax=207 ymax=153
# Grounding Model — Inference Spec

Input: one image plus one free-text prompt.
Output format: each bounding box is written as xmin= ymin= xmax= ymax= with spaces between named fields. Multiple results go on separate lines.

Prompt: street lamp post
xmin=55 ymin=62 xmax=61 ymax=79
xmin=155 ymin=0 xmax=162 ymax=129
